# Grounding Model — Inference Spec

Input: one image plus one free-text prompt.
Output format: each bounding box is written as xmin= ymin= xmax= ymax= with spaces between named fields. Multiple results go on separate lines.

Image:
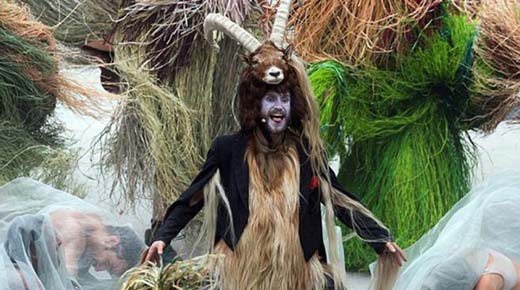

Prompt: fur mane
xmin=237 ymin=49 xmax=308 ymax=132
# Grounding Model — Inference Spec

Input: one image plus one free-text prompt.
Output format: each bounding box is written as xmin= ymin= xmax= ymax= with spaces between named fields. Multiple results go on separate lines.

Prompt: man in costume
xmin=145 ymin=1 xmax=406 ymax=289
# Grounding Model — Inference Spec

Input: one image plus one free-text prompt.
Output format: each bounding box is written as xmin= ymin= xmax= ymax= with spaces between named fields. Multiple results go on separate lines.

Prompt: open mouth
xmin=270 ymin=113 xmax=285 ymax=123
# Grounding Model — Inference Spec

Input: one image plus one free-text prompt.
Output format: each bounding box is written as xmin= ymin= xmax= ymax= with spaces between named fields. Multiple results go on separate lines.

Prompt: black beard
xmin=258 ymin=119 xmax=274 ymax=144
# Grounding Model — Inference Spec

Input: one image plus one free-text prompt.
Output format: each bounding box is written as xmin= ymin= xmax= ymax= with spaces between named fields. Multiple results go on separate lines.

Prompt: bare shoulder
xmin=49 ymin=209 xmax=104 ymax=239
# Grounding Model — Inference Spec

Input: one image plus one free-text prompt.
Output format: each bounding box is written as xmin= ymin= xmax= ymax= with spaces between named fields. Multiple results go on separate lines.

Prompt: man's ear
xmin=106 ymin=235 xmax=121 ymax=248
xmin=283 ymin=44 xmax=294 ymax=60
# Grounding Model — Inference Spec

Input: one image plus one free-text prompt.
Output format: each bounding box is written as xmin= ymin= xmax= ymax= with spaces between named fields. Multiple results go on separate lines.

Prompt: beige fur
xmin=209 ymin=141 xmax=327 ymax=290
xmin=197 ymin=131 xmax=396 ymax=290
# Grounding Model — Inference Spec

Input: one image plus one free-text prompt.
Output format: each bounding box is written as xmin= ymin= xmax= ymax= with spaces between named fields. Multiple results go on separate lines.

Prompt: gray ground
xmin=345 ymin=272 xmax=371 ymax=290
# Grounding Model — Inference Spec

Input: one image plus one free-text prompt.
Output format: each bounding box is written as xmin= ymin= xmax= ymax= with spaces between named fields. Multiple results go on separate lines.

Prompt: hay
xmin=103 ymin=1 xmax=262 ymax=218
xmin=169 ymin=36 xmax=244 ymax=156
xmin=0 ymin=121 xmax=85 ymax=196
xmin=290 ymin=0 xmax=443 ymax=67
xmin=309 ymin=14 xmax=477 ymax=269
xmin=1 ymin=0 xmax=107 ymax=116
xmin=0 ymin=122 xmax=61 ymax=179
xmin=0 ymin=0 xmax=103 ymax=196
xmin=119 ymin=256 xmax=219 ymax=290
xmin=0 ymin=54 xmax=56 ymax=134
xmin=97 ymin=49 xmax=201 ymax=217
xmin=0 ymin=1 xmax=55 ymax=48
xmin=17 ymin=0 xmax=121 ymax=45
xmin=115 ymin=0 xmax=251 ymax=82
xmin=466 ymin=0 xmax=520 ymax=132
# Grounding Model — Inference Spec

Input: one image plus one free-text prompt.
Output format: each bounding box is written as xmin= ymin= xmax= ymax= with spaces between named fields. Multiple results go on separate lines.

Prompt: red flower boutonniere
xmin=310 ymin=176 xmax=320 ymax=190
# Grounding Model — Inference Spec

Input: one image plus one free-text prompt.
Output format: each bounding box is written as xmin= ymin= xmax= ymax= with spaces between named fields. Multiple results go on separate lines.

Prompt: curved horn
xmin=270 ymin=0 xmax=294 ymax=47
xmin=204 ymin=13 xmax=261 ymax=52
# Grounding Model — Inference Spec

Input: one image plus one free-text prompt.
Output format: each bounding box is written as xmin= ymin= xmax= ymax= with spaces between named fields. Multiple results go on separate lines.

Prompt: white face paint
xmin=260 ymin=90 xmax=291 ymax=134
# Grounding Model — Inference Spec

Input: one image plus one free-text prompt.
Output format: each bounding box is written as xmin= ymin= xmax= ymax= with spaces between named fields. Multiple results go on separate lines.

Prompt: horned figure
xmin=146 ymin=1 xmax=405 ymax=290
xmin=204 ymin=0 xmax=311 ymax=133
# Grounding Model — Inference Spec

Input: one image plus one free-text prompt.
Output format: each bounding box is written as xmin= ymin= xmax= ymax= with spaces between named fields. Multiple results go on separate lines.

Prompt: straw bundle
xmin=309 ymin=14 xmax=477 ymax=269
xmin=1 ymin=0 xmax=105 ymax=116
xmin=0 ymin=1 xmax=55 ymax=47
xmin=116 ymin=0 xmax=252 ymax=83
xmin=102 ymin=0 xmax=262 ymax=218
xmin=119 ymin=256 xmax=218 ymax=290
xmin=17 ymin=0 xmax=121 ymax=45
xmin=97 ymin=50 xmax=201 ymax=217
xmin=466 ymin=0 xmax=520 ymax=132
xmin=290 ymin=0 xmax=443 ymax=67
xmin=0 ymin=0 xmax=101 ymax=194
xmin=0 ymin=121 xmax=85 ymax=195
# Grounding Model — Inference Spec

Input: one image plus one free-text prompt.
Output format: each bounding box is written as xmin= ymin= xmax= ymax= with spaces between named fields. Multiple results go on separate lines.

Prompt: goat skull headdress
xmin=204 ymin=0 xmax=295 ymax=87
xmin=203 ymin=0 xmax=307 ymax=131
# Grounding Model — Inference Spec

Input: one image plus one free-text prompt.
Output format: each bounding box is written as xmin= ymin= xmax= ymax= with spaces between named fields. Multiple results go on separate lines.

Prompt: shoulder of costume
xmin=215 ymin=129 xmax=253 ymax=146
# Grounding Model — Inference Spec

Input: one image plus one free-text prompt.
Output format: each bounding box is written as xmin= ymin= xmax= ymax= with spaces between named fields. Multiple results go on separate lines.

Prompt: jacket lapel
xmin=297 ymin=141 xmax=312 ymax=213
xmin=233 ymin=131 xmax=250 ymax=208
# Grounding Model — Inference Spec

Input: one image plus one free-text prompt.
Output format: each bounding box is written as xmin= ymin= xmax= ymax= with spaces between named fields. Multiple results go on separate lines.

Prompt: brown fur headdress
xmin=236 ymin=46 xmax=309 ymax=131
xmin=203 ymin=0 xmax=311 ymax=132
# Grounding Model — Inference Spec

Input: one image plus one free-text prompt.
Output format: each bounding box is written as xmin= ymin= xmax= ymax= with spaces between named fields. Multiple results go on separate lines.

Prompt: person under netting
xmin=382 ymin=170 xmax=520 ymax=290
xmin=0 ymin=178 xmax=146 ymax=290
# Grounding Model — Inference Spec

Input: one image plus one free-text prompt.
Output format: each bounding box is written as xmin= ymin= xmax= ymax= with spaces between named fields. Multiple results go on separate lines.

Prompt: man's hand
xmin=380 ymin=241 xmax=407 ymax=267
xmin=144 ymin=241 xmax=166 ymax=265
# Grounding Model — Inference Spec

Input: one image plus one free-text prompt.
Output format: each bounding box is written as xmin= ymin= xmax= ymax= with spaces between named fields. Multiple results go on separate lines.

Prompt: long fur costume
xmin=212 ymin=135 xmax=326 ymax=290
xmin=199 ymin=133 xmax=392 ymax=290
xmin=193 ymin=59 xmax=397 ymax=290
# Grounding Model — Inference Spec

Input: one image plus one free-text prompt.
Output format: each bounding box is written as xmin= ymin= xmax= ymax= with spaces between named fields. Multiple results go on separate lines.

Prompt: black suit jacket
xmin=153 ymin=130 xmax=391 ymax=261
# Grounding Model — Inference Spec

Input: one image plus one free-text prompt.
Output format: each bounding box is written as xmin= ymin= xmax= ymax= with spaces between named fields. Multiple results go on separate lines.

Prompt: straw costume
xmin=0 ymin=0 xmax=102 ymax=194
xmin=149 ymin=1 xmax=403 ymax=289
xmin=291 ymin=1 xmax=520 ymax=269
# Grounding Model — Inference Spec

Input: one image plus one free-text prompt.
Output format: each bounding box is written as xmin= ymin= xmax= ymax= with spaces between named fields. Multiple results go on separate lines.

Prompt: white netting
xmin=0 ymin=178 xmax=146 ymax=290
xmin=378 ymin=170 xmax=520 ymax=290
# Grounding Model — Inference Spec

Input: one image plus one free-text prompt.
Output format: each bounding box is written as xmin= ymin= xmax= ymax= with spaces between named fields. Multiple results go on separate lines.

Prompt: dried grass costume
xmin=152 ymin=1 xmax=394 ymax=289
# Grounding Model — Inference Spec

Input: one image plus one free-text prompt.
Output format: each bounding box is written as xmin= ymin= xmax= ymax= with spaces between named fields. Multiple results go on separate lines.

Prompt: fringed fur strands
xmin=290 ymin=0 xmax=443 ymax=67
xmin=192 ymin=170 xmax=235 ymax=257
xmin=467 ymin=0 xmax=520 ymax=132
xmin=17 ymin=0 xmax=122 ymax=45
xmin=319 ymin=176 xmax=398 ymax=290
xmin=210 ymin=140 xmax=327 ymax=290
xmin=96 ymin=50 xmax=201 ymax=218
